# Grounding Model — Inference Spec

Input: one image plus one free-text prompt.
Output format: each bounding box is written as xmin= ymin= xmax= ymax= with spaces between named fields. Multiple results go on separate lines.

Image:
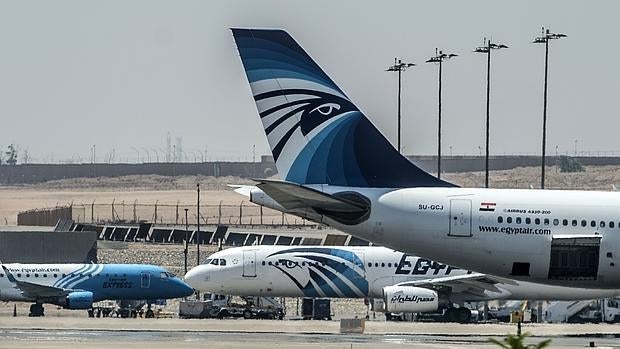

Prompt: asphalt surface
xmin=0 ymin=318 xmax=619 ymax=349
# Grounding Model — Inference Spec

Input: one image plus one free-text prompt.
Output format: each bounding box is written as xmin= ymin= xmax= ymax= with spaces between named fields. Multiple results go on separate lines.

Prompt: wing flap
xmin=395 ymin=273 xmax=517 ymax=295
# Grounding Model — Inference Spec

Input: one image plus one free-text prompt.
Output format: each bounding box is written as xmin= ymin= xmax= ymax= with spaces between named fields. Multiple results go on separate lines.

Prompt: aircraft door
xmin=140 ymin=272 xmax=151 ymax=288
xmin=243 ymin=250 xmax=257 ymax=277
xmin=449 ymin=199 xmax=472 ymax=237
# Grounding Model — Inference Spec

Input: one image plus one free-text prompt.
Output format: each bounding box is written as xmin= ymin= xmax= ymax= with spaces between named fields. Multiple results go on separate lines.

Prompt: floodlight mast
xmin=386 ymin=58 xmax=415 ymax=154
xmin=426 ymin=49 xmax=457 ymax=179
xmin=474 ymin=38 xmax=508 ymax=188
xmin=533 ymin=27 xmax=566 ymax=189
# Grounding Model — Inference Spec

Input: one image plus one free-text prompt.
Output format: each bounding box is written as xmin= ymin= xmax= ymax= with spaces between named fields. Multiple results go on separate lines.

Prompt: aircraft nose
xmin=184 ymin=266 xmax=208 ymax=291
xmin=176 ymin=278 xmax=195 ymax=298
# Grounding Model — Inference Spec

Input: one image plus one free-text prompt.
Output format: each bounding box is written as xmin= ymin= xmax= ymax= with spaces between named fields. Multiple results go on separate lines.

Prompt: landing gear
xmin=443 ymin=307 xmax=471 ymax=323
xmin=145 ymin=305 xmax=155 ymax=319
xmin=28 ymin=303 xmax=45 ymax=317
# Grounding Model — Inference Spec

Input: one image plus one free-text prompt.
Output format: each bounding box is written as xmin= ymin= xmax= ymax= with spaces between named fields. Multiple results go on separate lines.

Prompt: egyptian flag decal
xmin=480 ymin=202 xmax=496 ymax=212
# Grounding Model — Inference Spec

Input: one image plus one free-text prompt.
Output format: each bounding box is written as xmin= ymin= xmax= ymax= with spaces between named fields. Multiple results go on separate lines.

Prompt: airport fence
xmin=68 ymin=200 xmax=313 ymax=227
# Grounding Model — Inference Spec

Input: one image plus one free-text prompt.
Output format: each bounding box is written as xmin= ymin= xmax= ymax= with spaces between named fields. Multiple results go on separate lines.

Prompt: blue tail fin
xmin=231 ymin=28 xmax=455 ymax=188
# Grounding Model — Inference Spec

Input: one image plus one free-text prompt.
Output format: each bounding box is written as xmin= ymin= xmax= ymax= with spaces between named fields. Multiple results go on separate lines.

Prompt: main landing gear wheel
xmin=444 ymin=307 xmax=471 ymax=323
xmin=29 ymin=303 xmax=45 ymax=317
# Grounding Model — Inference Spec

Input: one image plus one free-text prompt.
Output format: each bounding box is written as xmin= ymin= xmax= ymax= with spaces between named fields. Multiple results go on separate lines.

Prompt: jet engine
xmin=383 ymin=286 xmax=439 ymax=313
xmin=62 ymin=291 xmax=94 ymax=310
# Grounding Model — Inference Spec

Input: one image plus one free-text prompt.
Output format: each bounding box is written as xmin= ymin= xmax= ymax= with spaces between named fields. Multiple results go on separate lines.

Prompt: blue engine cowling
xmin=64 ymin=291 xmax=94 ymax=310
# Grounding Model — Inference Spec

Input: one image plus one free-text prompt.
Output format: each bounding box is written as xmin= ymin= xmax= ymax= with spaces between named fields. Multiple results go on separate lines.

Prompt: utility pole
xmin=386 ymin=58 xmax=415 ymax=153
xmin=474 ymin=38 xmax=508 ymax=188
xmin=533 ymin=27 xmax=566 ymax=189
xmin=426 ymin=49 xmax=457 ymax=179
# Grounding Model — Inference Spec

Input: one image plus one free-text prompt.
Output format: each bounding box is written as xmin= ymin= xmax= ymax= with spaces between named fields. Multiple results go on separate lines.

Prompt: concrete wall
xmin=0 ymin=161 xmax=276 ymax=184
xmin=2 ymin=156 xmax=620 ymax=184
xmin=0 ymin=231 xmax=97 ymax=263
xmin=17 ymin=206 xmax=72 ymax=226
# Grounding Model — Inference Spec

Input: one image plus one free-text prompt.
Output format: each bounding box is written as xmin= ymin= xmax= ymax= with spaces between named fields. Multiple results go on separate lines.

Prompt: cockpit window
xmin=160 ymin=272 xmax=168 ymax=279
xmin=204 ymin=258 xmax=212 ymax=265
xmin=210 ymin=259 xmax=219 ymax=266
xmin=220 ymin=259 xmax=226 ymax=266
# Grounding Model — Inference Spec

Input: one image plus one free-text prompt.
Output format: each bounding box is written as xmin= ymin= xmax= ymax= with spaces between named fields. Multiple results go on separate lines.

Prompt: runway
xmin=0 ymin=318 xmax=619 ymax=349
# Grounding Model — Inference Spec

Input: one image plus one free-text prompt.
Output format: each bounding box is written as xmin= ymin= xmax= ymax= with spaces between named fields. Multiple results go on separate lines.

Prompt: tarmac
xmin=0 ymin=317 xmax=619 ymax=349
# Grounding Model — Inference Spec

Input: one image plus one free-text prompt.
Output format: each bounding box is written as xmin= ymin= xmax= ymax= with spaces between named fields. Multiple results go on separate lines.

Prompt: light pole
xmin=426 ymin=49 xmax=457 ymax=179
xmin=474 ymin=38 xmax=508 ymax=188
xmin=184 ymin=208 xmax=189 ymax=275
xmin=386 ymin=58 xmax=415 ymax=153
xmin=533 ymin=27 xmax=566 ymax=189
xmin=196 ymin=183 xmax=201 ymax=266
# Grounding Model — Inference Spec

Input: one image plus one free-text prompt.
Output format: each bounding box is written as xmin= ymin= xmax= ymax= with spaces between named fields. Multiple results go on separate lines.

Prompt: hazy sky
xmin=1 ymin=1 xmax=619 ymax=163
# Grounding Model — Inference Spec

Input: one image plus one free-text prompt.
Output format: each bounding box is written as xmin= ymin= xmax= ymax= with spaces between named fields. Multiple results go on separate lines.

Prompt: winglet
xmin=2 ymin=265 xmax=17 ymax=283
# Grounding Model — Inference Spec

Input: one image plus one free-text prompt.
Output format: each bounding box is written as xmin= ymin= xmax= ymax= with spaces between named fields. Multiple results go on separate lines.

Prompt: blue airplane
xmin=1 ymin=263 xmax=194 ymax=317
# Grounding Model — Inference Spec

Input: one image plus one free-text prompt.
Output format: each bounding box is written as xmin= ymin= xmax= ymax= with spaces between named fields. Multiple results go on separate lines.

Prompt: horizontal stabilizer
xmin=255 ymin=179 xmax=367 ymax=213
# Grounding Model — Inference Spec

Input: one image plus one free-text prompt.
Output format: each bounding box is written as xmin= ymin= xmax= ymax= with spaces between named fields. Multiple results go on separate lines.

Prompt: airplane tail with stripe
xmin=231 ymin=28 xmax=455 ymax=188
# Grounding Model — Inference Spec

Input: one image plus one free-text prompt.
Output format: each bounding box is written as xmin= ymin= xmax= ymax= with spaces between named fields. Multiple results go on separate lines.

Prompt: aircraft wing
xmin=2 ymin=266 xmax=70 ymax=298
xmin=254 ymin=179 xmax=368 ymax=212
xmin=395 ymin=273 xmax=519 ymax=296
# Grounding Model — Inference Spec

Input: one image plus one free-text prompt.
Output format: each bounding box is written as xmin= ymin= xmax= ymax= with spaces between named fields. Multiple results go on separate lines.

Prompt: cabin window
xmin=507 ymin=217 xmax=513 ymax=224
xmin=367 ymin=263 xmax=372 ymax=267
xmin=610 ymin=222 xmax=615 ymax=228
xmin=572 ymin=220 xmax=577 ymax=227
xmin=53 ymin=274 xmax=58 ymax=278
xmin=43 ymin=274 xmax=47 ymax=278
xmin=553 ymin=219 xmax=559 ymax=226
xmin=590 ymin=221 xmax=596 ymax=228
xmin=34 ymin=274 xmax=39 ymax=278
xmin=268 ymin=261 xmax=272 ymax=266
xmin=516 ymin=217 xmax=522 ymax=224
xmin=261 ymin=261 xmax=265 ymax=266
xmin=525 ymin=218 xmax=531 ymax=224
xmin=381 ymin=263 xmax=385 ymax=267
xmin=0 ymin=274 xmax=3 ymax=278
xmin=17 ymin=273 xmax=21 ymax=277
xmin=581 ymin=220 xmax=587 ymax=227
xmin=375 ymin=263 xmax=379 ymax=267
xmin=497 ymin=216 xmax=503 ymax=223
xmin=600 ymin=221 xmax=606 ymax=228
xmin=388 ymin=263 xmax=392 ymax=267
xmin=536 ymin=218 xmax=542 ymax=225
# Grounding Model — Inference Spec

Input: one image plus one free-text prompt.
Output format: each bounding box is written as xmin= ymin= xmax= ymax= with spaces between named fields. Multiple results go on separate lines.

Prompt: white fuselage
xmin=308 ymin=186 xmax=620 ymax=289
xmin=0 ymin=264 xmax=90 ymax=301
xmin=184 ymin=246 xmax=620 ymax=303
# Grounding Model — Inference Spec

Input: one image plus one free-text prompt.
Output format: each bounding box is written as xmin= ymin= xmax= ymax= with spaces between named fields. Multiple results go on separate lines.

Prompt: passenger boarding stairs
xmin=544 ymin=300 xmax=595 ymax=323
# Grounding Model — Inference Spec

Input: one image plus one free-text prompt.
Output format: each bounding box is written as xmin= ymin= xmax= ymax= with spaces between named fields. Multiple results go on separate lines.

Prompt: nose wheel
xmin=28 ymin=303 xmax=45 ymax=317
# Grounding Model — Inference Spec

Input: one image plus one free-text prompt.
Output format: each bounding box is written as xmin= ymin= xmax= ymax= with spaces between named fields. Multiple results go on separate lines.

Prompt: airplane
xmin=0 ymin=263 xmax=194 ymax=317
xmin=229 ymin=28 xmax=620 ymax=289
xmin=184 ymin=245 xmax=620 ymax=322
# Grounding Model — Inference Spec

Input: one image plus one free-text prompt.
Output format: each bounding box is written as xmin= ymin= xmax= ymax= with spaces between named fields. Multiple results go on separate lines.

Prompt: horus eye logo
xmin=277 ymin=258 xmax=300 ymax=269
xmin=255 ymin=89 xmax=357 ymax=158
